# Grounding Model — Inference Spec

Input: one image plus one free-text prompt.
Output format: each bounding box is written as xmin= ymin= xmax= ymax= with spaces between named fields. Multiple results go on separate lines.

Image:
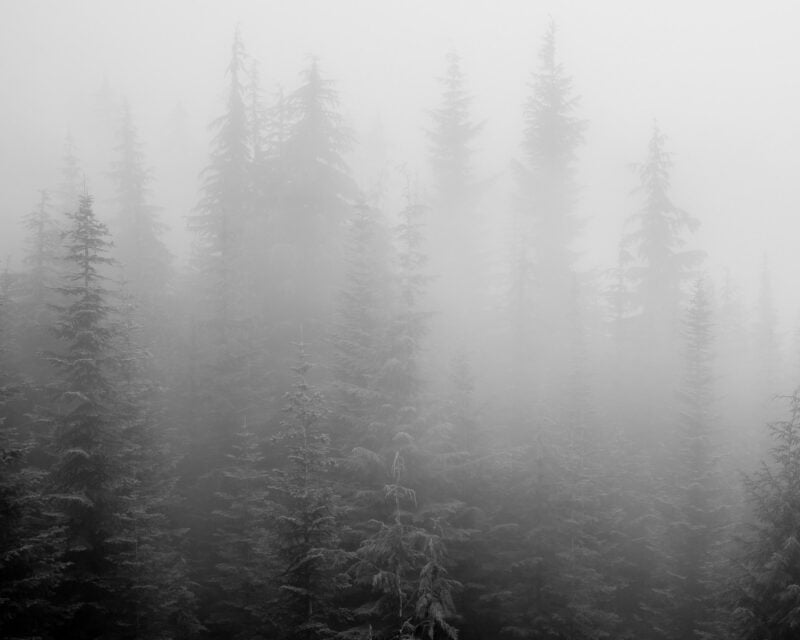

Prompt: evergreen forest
xmin=3 ymin=10 xmax=800 ymax=640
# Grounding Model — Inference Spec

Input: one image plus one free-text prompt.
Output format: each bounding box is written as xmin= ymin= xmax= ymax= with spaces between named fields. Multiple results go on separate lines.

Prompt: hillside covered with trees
xmin=3 ymin=11 xmax=800 ymax=640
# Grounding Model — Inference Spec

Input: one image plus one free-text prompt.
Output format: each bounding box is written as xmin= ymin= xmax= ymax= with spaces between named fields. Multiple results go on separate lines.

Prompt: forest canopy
xmin=2 ymin=3 xmax=800 ymax=640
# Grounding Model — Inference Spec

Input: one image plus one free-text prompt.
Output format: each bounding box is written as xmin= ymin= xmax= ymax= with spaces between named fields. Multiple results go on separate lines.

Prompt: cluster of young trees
xmin=2 ymin=22 xmax=799 ymax=640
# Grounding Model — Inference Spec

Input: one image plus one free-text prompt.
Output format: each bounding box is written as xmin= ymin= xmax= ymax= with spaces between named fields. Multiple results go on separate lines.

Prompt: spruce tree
xmin=732 ymin=391 xmax=800 ymax=640
xmin=191 ymin=26 xmax=250 ymax=328
xmin=110 ymin=102 xmax=170 ymax=321
xmin=664 ymin=280 xmax=726 ymax=639
xmin=427 ymin=50 xmax=482 ymax=215
xmin=279 ymin=57 xmax=356 ymax=335
xmin=509 ymin=20 xmax=585 ymax=423
xmin=45 ymin=192 xmax=145 ymax=638
xmin=331 ymin=198 xmax=392 ymax=449
xmin=622 ymin=123 xmax=704 ymax=451
xmin=271 ymin=341 xmax=346 ymax=639
xmin=23 ymin=190 xmax=61 ymax=313
xmin=206 ymin=418 xmax=274 ymax=638
xmin=624 ymin=122 xmax=703 ymax=350
xmin=0 ymin=275 xmax=66 ymax=639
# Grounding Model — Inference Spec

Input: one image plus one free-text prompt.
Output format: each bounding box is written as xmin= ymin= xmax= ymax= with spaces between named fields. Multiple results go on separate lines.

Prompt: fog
xmin=3 ymin=2 xmax=800 ymax=639
xmin=4 ymin=2 xmax=800 ymax=311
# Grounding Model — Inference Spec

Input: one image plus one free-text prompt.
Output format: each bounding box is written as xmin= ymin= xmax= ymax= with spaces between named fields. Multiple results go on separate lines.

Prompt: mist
xmin=2 ymin=2 xmax=800 ymax=639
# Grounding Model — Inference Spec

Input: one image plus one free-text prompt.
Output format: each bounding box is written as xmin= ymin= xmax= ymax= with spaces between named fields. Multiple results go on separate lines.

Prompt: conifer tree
xmin=279 ymin=57 xmax=356 ymax=333
xmin=271 ymin=341 xmax=346 ymax=639
xmin=331 ymin=198 xmax=392 ymax=449
xmin=622 ymin=123 xmax=704 ymax=449
xmin=509 ymin=20 xmax=585 ymax=421
xmin=57 ymin=134 xmax=82 ymax=215
xmin=23 ymin=190 xmax=61 ymax=312
xmin=427 ymin=50 xmax=482 ymax=215
xmin=187 ymin=27 xmax=258 ymax=454
xmin=380 ymin=179 xmax=431 ymax=435
xmin=732 ymin=391 xmax=800 ymax=640
xmin=664 ymin=280 xmax=726 ymax=639
xmin=206 ymin=418 xmax=274 ymax=638
xmin=45 ymin=192 xmax=147 ymax=638
xmin=346 ymin=439 xmax=461 ymax=640
xmin=0 ymin=277 xmax=66 ymax=639
xmin=110 ymin=102 xmax=170 ymax=319
xmin=191 ymin=26 xmax=251 ymax=340
xmin=624 ymin=123 xmax=703 ymax=349
xmin=755 ymin=256 xmax=781 ymax=404
xmin=19 ymin=189 xmax=63 ymax=385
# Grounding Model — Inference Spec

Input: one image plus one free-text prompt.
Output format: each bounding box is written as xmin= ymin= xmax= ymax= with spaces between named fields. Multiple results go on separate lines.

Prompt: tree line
xmin=2 ymin=22 xmax=799 ymax=640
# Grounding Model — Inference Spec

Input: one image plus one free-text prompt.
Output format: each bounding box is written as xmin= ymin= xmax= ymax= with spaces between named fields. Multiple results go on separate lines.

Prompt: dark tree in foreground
xmin=45 ymin=193 xmax=163 ymax=639
xmin=732 ymin=391 xmax=800 ymax=640
xmin=271 ymin=342 xmax=345 ymax=639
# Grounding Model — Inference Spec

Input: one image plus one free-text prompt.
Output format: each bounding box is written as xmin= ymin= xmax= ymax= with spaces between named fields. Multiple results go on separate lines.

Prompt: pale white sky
xmin=2 ymin=0 xmax=799 ymax=328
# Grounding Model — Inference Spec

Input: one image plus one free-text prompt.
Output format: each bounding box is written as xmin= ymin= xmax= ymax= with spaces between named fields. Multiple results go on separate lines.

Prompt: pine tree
xmin=57 ymin=134 xmax=82 ymax=215
xmin=110 ymin=102 xmax=170 ymax=320
xmin=206 ymin=417 xmax=274 ymax=638
xmin=380 ymin=179 xmax=431 ymax=436
xmin=23 ymin=190 xmax=62 ymax=312
xmin=0 ymin=275 xmax=66 ymax=639
xmin=191 ymin=26 xmax=252 ymax=341
xmin=331 ymin=198 xmax=392 ymax=449
xmin=664 ymin=279 xmax=727 ymax=639
xmin=18 ymin=189 xmax=63 ymax=386
xmin=732 ymin=391 xmax=800 ymax=639
xmin=187 ymin=27 xmax=261 ymax=454
xmin=509 ymin=20 xmax=585 ymax=422
xmin=271 ymin=341 xmax=346 ymax=639
xmin=624 ymin=122 xmax=703 ymax=350
xmin=278 ymin=57 xmax=356 ymax=334
xmin=622 ymin=123 xmax=704 ymax=450
xmin=755 ymin=256 xmax=781 ymax=404
xmin=346 ymin=440 xmax=461 ymax=640
xmin=44 ymin=192 xmax=144 ymax=638
xmin=427 ymin=50 xmax=482 ymax=214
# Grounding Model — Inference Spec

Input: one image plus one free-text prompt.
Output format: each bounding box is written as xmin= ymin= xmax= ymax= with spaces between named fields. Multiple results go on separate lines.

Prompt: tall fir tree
xmin=45 ymin=193 xmax=151 ymax=638
xmin=624 ymin=122 xmax=703 ymax=352
xmin=622 ymin=123 xmax=703 ymax=448
xmin=425 ymin=50 xmax=485 ymax=384
xmin=110 ymin=102 xmax=170 ymax=322
xmin=664 ymin=279 xmax=727 ymax=639
xmin=278 ymin=57 xmax=356 ymax=336
xmin=270 ymin=341 xmax=346 ymax=639
xmin=57 ymin=134 xmax=82 ymax=216
xmin=732 ymin=391 xmax=800 ymax=640
xmin=331 ymin=198 xmax=392 ymax=450
xmin=509 ymin=20 xmax=586 ymax=426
